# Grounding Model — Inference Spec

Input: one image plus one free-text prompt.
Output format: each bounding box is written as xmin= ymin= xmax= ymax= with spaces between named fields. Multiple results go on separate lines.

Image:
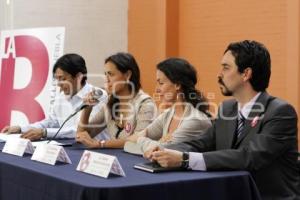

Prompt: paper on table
xmin=0 ymin=133 xmax=22 ymax=142
xmin=0 ymin=134 xmax=69 ymax=147
xmin=31 ymin=140 xmax=66 ymax=147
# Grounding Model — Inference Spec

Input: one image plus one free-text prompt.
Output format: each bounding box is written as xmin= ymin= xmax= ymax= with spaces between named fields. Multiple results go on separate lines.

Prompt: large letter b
xmin=0 ymin=36 xmax=49 ymax=129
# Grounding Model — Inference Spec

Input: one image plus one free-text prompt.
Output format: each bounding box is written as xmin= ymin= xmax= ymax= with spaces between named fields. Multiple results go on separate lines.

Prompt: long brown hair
xmin=105 ymin=52 xmax=141 ymax=119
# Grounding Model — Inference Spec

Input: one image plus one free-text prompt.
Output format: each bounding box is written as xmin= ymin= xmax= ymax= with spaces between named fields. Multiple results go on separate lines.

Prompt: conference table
xmin=0 ymin=141 xmax=261 ymax=200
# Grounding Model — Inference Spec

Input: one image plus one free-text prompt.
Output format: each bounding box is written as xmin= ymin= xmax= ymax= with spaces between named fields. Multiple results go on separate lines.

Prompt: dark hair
xmin=224 ymin=40 xmax=271 ymax=92
xmin=157 ymin=58 xmax=210 ymax=115
xmin=105 ymin=52 xmax=141 ymax=120
xmin=105 ymin=52 xmax=141 ymax=93
xmin=53 ymin=53 xmax=87 ymax=85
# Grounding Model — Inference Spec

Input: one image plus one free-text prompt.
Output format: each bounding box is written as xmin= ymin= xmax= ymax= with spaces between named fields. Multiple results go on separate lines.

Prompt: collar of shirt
xmin=74 ymin=83 xmax=92 ymax=99
xmin=67 ymin=83 xmax=93 ymax=107
xmin=238 ymin=92 xmax=262 ymax=119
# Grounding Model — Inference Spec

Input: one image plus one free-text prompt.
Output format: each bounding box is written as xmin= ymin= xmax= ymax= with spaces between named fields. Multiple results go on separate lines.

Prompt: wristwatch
xmin=181 ymin=152 xmax=189 ymax=169
xmin=42 ymin=128 xmax=47 ymax=138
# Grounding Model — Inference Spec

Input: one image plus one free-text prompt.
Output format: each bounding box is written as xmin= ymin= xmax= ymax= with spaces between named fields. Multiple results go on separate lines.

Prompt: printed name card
xmin=76 ymin=150 xmax=126 ymax=178
xmin=2 ymin=137 xmax=34 ymax=156
xmin=31 ymin=144 xmax=72 ymax=165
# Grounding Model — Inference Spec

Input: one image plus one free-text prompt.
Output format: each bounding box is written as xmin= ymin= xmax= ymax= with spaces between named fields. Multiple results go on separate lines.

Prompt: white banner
xmin=0 ymin=27 xmax=65 ymax=128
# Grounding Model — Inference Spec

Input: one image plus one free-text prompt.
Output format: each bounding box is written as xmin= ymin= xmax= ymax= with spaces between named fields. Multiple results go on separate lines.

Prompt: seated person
xmin=145 ymin=40 xmax=300 ymax=200
xmin=124 ymin=58 xmax=212 ymax=155
xmin=1 ymin=53 xmax=107 ymax=141
xmin=76 ymin=52 xmax=156 ymax=148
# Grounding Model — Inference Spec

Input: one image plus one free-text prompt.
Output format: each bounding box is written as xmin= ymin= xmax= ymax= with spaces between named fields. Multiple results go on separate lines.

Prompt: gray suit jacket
xmin=168 ymin=92 xmax=300 ymax=200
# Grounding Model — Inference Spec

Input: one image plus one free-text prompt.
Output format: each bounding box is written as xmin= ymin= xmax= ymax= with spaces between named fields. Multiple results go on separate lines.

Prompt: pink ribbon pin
xmin=251 ymin=116 xmax=259 ymax=127
xmin=125 ymin=123 xmax=132 ymax=133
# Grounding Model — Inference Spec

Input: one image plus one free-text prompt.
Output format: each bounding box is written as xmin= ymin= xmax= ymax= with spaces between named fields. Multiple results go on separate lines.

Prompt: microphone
xmin=75 ymin=89 xmax=104 ymax=112
xmin=47 ymin=88 xmax=105 ymax=144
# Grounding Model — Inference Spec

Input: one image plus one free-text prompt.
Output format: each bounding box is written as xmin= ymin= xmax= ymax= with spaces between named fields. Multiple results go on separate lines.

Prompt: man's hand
xmin=76 ymin=131 xmax=100 ymax=148
xmin=143 ymin=146 xmax=160 ymax=161
xmin=21 ymin=128 xmax=44 ymax=141
xmin=1 ymin=126 xmax=21 ymax=134
xmin=151 ymin=148 xmax=183 ymax=168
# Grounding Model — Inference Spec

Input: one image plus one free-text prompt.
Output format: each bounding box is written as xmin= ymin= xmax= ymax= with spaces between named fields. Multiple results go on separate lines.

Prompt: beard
xmin=218 ymin=78 xmax=233 ymax=96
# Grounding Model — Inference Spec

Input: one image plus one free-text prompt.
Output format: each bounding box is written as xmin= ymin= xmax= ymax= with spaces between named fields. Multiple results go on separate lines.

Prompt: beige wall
xmin=0 ymin=0 xmax=128 ymax=87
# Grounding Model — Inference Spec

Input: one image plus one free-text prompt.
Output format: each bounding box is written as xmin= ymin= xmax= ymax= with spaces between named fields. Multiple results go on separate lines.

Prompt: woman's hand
xmin=76 ymin=131 xmax=100 ymax=148
xmin=126 ymin=130 xmax=147 ymax=143
xmin=83 ymin=88 xmax=100 ymax=106
xmin=126 ymin=134 xmax=140 ymax=143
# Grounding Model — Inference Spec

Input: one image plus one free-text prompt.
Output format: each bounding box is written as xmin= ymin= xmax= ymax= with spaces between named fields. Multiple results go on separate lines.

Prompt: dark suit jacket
xmin=168 ymin=92 xmax=300 ymax=200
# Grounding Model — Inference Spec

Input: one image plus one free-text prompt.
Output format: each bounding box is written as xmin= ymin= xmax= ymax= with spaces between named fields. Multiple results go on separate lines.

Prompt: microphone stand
xmin=47 ymin=88 xmax=104 ymax=144
xmin=47 ymin=107 xmax=85 ymax=144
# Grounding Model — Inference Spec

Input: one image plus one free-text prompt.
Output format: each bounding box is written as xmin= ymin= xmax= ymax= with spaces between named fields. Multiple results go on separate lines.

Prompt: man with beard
xmin=145 ymin=40 xmax=300 ymax=200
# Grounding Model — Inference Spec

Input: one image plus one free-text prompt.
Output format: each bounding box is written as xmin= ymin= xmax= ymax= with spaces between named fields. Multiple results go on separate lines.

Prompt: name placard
xmin=76 ymin=150 xmax=125 ymax=178
xmin=2 ymin=137 xmax=34 ymax=156
xmin=31 ymin=144 xmax=72 ymax=165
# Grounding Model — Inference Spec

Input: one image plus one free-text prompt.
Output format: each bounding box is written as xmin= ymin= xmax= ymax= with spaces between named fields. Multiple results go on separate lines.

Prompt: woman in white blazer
xmin=124 ymin=58 xmax=212 ymax=155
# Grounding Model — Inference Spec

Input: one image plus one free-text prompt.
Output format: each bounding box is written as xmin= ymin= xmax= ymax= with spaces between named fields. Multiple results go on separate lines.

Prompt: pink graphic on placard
xmin=79 ymin=152 xmax=91 ymax=171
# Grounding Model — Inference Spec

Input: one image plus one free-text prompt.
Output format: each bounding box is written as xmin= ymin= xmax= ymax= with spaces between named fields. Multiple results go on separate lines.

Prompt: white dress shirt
xmin=20 ymin=83 xmax=107 ymax=139
xmin=189 ymin=92 xmax=262 ymax=170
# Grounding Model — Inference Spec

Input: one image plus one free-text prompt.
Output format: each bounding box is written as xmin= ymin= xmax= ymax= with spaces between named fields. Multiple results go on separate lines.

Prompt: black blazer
xmin=169 ymin=92 xmax=300 ymax=200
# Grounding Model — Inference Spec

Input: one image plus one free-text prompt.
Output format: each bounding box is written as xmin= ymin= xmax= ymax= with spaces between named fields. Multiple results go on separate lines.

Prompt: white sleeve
xmin=145 ymin=111 xmax=166 ymax=140
xmin=20 ymin=111 xmax=60 ymax=132
xmin=189 ymin=152 xmax=207 ymax=171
